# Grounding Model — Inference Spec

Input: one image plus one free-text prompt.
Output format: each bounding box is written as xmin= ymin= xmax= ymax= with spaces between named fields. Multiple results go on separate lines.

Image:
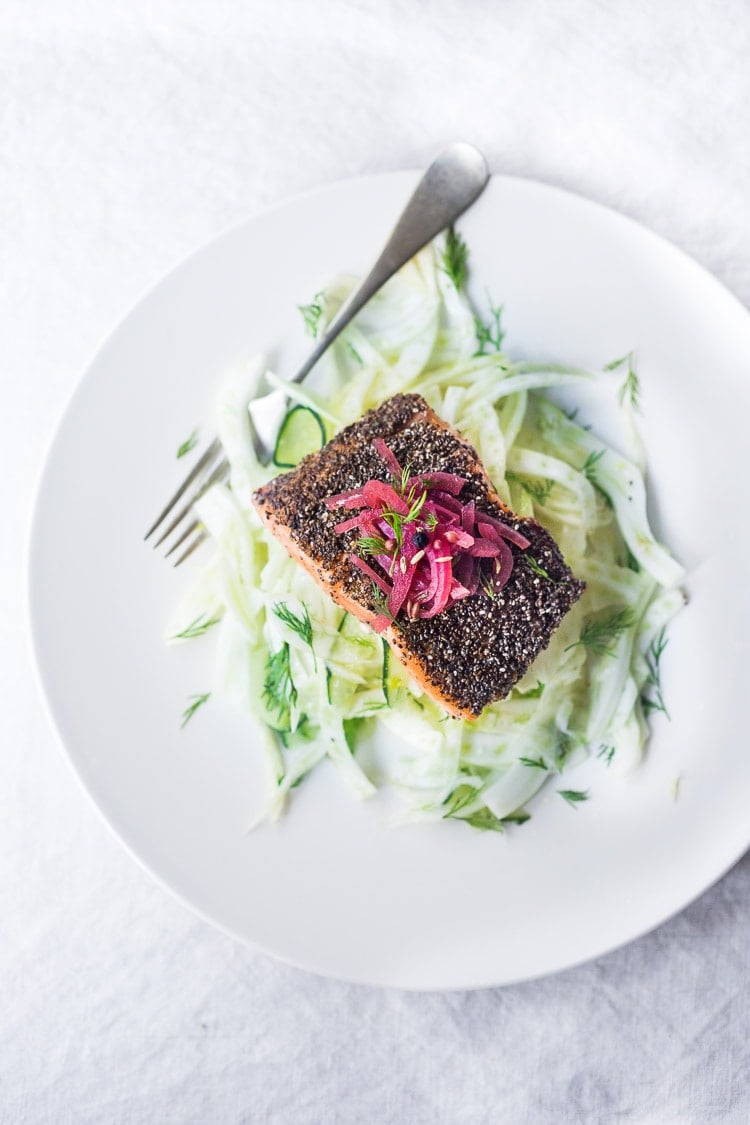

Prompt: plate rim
xmin=27 ymin=169 xmax=750 ymax=990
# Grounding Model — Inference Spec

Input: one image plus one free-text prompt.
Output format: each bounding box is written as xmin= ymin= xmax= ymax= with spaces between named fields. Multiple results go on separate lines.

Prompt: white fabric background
xmin=4 ymin=1 xmax=750 ymax=1121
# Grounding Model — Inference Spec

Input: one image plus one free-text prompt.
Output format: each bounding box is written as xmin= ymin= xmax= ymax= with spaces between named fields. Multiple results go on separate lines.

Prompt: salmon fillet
xmin=252 ymin=394 xmax=584 ymax=719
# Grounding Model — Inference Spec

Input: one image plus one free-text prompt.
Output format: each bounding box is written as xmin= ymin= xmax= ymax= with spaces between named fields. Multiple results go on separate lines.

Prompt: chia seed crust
xmin=253 ymin=393 xmax=585 ymax=717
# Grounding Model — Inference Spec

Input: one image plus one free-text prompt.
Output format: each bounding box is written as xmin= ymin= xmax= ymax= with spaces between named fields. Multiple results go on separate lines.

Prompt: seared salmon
xmin=253 ymin=394 xmax=584 ymax=719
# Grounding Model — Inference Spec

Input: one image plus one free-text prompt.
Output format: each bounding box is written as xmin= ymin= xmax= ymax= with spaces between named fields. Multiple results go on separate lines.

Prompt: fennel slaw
xmin=169 ymin=231 xmax=684 ymax=831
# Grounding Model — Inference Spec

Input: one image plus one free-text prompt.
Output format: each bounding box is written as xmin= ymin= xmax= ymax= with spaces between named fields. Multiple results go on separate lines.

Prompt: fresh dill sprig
xmin=527 ymin=479 xmax=555 ymax=505
xmin=442 ymin=783 xmax=479 ymax=816
xmin=298 ymin=292 xmax=325 ymax=338
xmin=559 ymin=788 xmax=589 ymax=807
xmin=273 ymin=602 xmax=316 ymax=671
xmin=581 ymin=449 xmax=606 ymax=482
xmin=581 ymin=449 xmax=612 ymax=506
xmin=405 ymin=489 xmax=427 ymax=523
xmin=176 ymin=429 xmax=198 ymax=459
xmin=441 ymin=226 xmax=468 ymax=291
xmin=597 ymin=744 xmax=616 ymax=766
xmin=443 ymin=787 xmax=530 ymax=829
xmin=181 ymin=692 xmax=211 ymax=728
xmin=345 ymin=339 xmax=363 ymax=365
xmin=377 ymin=489 xmax=428 ymax=554
xmin=424 ymin=511 xmax=438 ymax=531
xmin=263 ymin=643 xmax=297 ymax=722
xmin=603 ymin=353 xmax=630 ymax=372
xmin=473 ymin=300 xmax=505 ymax=356
xmin=564 ymin=406 xmax=592 ymax=431
xmin=620 ymin=365 xmax=640 ymax=411
xmin=398 ymin=460 xmax=413 ymax=496
xmin=554 ymin=731 xmax=574 ymax=771
xmin=171 ymin=612 xmax=223 ymax=641
xmin=566 ymin=609 xmax=635 ymax=657
xmin=605 ymin=351 xmax=641 ymax=411
xmin=501 ymin=811 xmax=531 ymax=826
xmin=369 ymin=583 xmax=396 ymax=623
xmin=273 ymin=601 xmax=314 ymax=649
xmin=525 ymin=554 xmax=556 ymax=582
xmin=355 ymin=536 xmax=389 ymax=557
xmin=519 ymin=756 xmax=548 ymax=770
xmin=641 ymin=626 xmax=670 ymax=718
xmin=453 ymin=807 xmax=504 ymax=832
xmin=380 ymin=508 xmax=403 ymax=552
xmin=506 ymin=471 xmax=555 ymax=506
xmin=480 ymin=571 xmax=496 ymax=599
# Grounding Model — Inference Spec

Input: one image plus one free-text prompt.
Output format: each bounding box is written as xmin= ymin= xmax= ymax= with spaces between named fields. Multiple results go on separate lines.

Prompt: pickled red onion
xmin=329 ymin=439 xmax=530 ymax=629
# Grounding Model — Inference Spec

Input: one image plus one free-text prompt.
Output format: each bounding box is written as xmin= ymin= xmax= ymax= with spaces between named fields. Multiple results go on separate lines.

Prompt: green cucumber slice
xmin=273 ymin=405 xmax=327 ymax=468
xmin=382 ymin=640 xmax=391 ymax=705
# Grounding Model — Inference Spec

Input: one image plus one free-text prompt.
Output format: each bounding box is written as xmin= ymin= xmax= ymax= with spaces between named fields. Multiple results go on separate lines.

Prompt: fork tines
xmin=145 ymin=438 xmax=228 ymax=565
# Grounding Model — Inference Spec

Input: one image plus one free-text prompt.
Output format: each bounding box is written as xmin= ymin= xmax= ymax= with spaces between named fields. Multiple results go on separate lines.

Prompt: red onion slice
xmin=492 ymin=536 xmax=515 ymax=591
xmin=372 ymin=437 xmax=403 ymax=479
xmin=468 ymin=540 xmax=504 ymax=558
xmin=363 ymin=480 xmax=409 ymax=515
xmin=334 ymin=515 xmax=364 ymax=534
xmin=349 ymin=554 xmax=391 ymax=595
xmin=388 ymin=561 xmax=417 ymax=619
xmin=476 ymin=514 xmax=530 ymax=550
xmin=420 ymin=559 xmax=453 ymax=618
xmin=326 ymin=489 xmax=366 ymax=509
xmin=421 ymin=471 xmax=467 ymax=496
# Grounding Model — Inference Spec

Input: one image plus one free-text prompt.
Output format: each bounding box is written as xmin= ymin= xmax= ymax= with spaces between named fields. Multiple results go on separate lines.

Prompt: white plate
xmin=29 ymin=173 xmax=750 ymax=990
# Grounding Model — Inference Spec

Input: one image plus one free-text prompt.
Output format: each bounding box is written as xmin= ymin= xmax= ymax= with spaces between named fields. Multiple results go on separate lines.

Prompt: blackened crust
xmin=253 ymin=394 xmax=584 ymax=717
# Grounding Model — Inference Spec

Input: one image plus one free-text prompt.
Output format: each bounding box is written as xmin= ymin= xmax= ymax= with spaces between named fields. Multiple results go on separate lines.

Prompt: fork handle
xmin=290 ymin=142 xmax=489 ymax=386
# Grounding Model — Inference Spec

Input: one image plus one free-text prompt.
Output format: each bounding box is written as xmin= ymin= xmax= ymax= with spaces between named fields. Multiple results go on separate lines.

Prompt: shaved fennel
xmin=169 ymin=233 xmax=684 ymax=830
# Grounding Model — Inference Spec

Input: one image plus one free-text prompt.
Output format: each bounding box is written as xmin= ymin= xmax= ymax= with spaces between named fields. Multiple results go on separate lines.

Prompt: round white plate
xmin=29 ymin=173 xmax=750 ymax=990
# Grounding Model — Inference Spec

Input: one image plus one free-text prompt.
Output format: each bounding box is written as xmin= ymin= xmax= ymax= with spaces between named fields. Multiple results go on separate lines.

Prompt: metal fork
xmin=145 ymin=141 xmax=489 ymax=564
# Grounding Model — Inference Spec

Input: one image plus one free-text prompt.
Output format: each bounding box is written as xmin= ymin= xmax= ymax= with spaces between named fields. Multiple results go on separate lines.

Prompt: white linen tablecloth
xmin=3 ymin=1 xmax=750 ymax=1120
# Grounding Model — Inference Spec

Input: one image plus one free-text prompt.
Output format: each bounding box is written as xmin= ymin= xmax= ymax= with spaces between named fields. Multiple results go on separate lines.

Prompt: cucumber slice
xmin=382 ymin=641 xmax=390 ymax=703
xmin=273 ymin=405 xmax=327 ymax=468
xmin=382 ymin=639 xmax=409 ymax=707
